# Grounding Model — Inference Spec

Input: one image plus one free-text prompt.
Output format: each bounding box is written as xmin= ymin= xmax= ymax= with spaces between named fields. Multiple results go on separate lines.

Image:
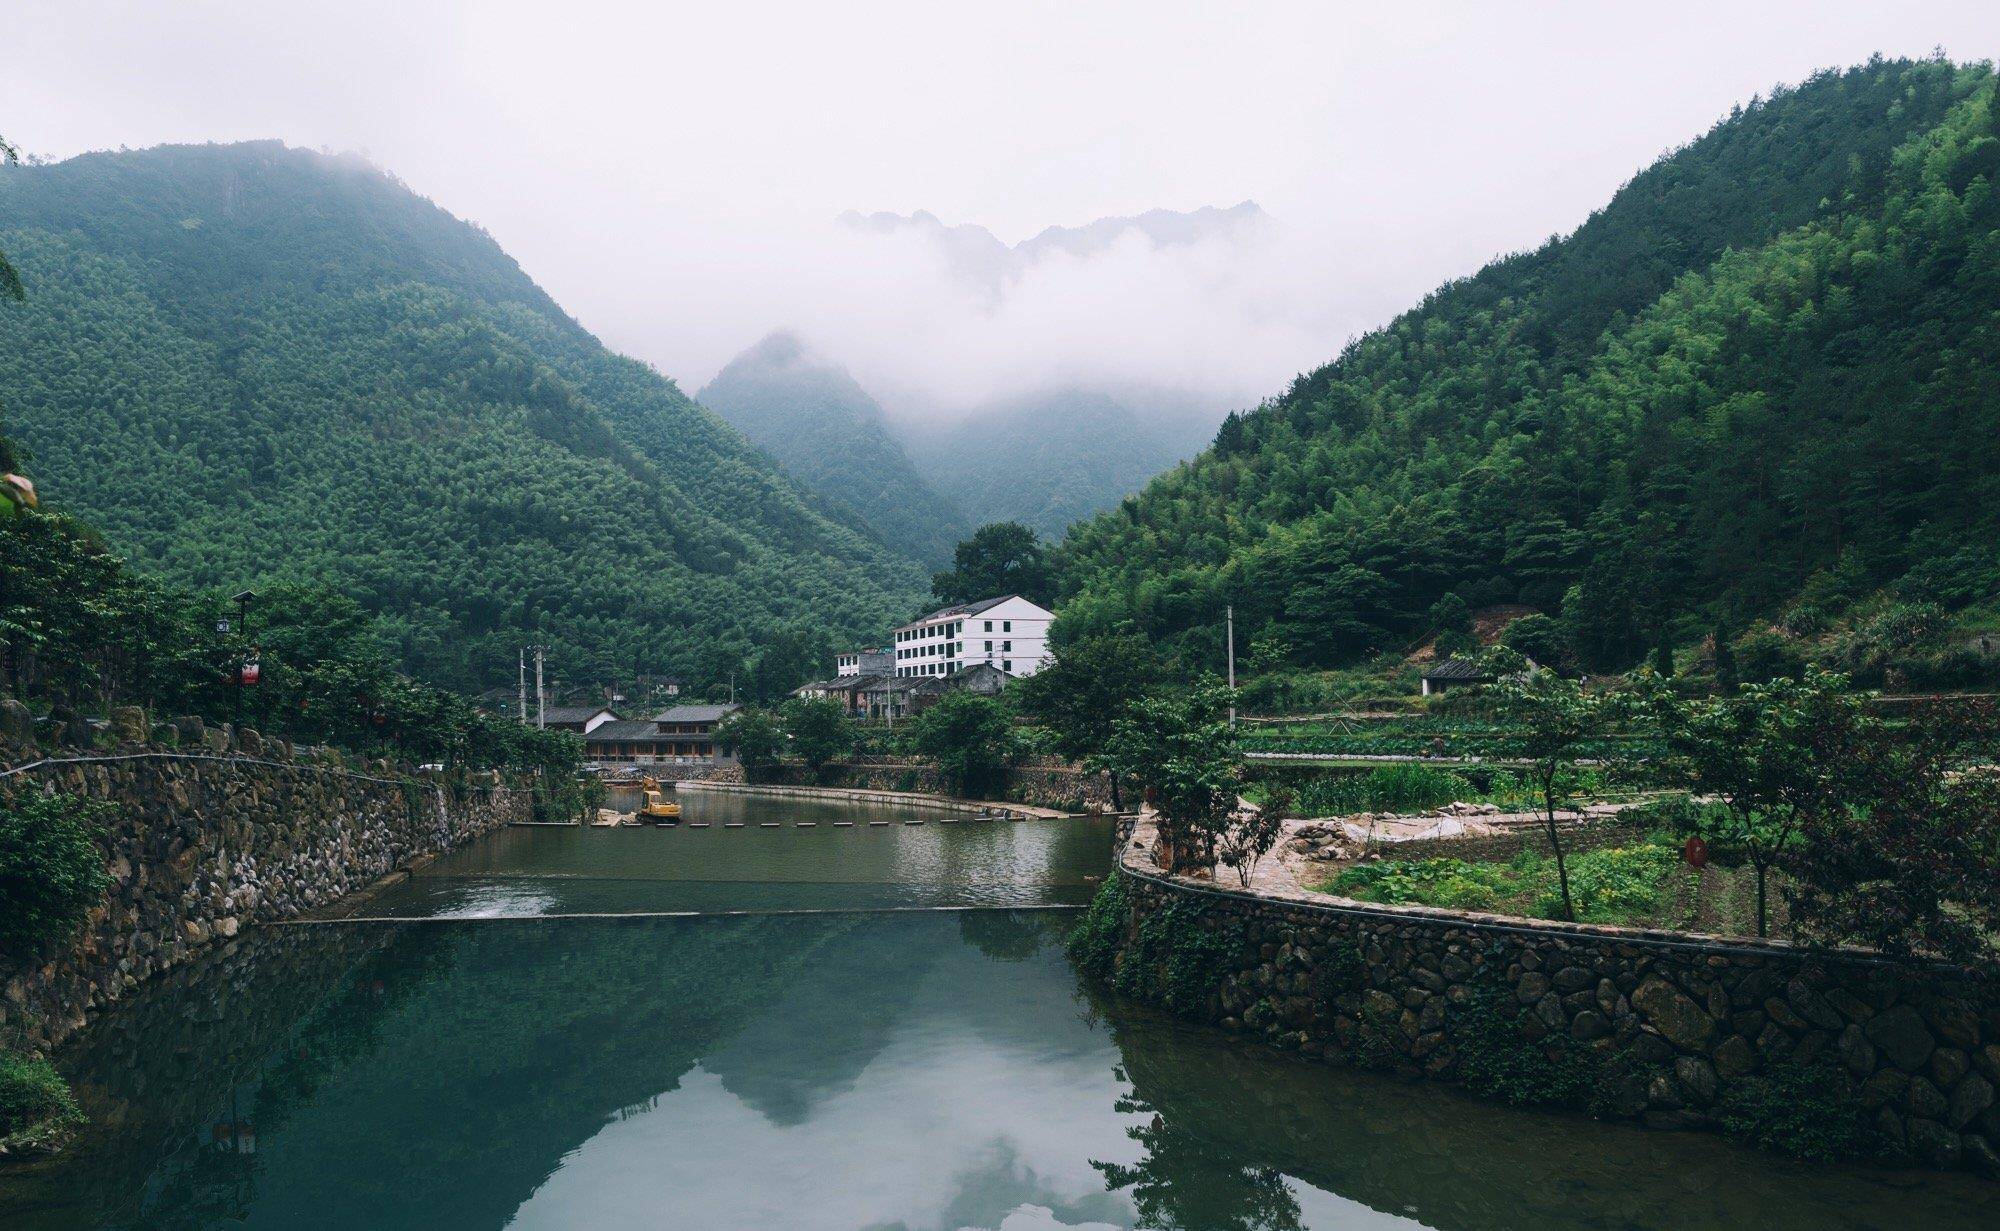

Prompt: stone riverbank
xmin=0 ymin=719 xmax=529 ymax=1052
xmin=1107 ymin=822 xmax=2000 ymax=1178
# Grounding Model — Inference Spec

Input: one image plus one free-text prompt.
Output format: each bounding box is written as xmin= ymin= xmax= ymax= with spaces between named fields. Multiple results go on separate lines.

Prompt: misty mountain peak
xmin=835 ymin=201 xmax=1270 ymax=300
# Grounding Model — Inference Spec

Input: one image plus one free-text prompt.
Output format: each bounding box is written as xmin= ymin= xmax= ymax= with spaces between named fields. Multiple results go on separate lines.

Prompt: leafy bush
xmin=1111 ymin=896 xmax=1245 ymax=1014
xmin=0 ymin=792 xmax=112 ymax=954
xmin=1066 ymin=873 xmax=1131 ymax=983
xmin=1450 ymin=987 xmax=1599 ymax=1109
xmin=1529 ymin=843 xmax=1681 ymax=923
xmin=1330 ymin=858 xmax=1514 ymax=910
xmin=1718 ymin=1059 xmax=1878 ymax=1162
xmin=0 ymin=1049 xmax=84 ymax=1149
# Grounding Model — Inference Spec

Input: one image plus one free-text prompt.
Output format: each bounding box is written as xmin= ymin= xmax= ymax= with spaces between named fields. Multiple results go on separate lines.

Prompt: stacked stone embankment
xmin=1114 ymin=836 xmax=2000 ymax=1177
xmin=0 ymin=713 xmax=528 ymax=1052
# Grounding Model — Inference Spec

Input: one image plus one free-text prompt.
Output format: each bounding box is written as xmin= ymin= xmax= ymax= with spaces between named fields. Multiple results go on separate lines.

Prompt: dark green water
xmin=1 ymin=800 xmax=1991 ymax=1230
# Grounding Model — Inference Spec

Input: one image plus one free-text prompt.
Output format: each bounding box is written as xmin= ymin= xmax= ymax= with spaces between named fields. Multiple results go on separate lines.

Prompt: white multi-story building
xmin=891 ymin=595 xmax=1053 ymax=678
xmin=834 ymin=647 xmax=895 ymax=677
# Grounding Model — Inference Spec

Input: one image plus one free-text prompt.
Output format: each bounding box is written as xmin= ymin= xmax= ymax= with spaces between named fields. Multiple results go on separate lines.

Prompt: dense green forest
xmin=902 ymin=389 xmax=1204 ymax=540
xmin=1054 ymin=57 xmax=2000 ymax=682
xmin=696 ymin=331 xmax=968 ymax=567
xmin=0 ymin=141 xmax=927 ymax=695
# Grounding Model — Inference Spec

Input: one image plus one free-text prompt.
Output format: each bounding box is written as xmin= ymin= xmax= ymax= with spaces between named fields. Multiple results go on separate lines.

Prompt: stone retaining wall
xmin=0 ymin=723 xmax=529 ymax=1052
xmin=1112 ymin=855 xmax=2000 ymax=1177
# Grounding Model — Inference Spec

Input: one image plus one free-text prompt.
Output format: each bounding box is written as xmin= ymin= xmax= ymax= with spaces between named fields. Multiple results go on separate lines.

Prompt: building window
xmin=1003 ymin=620 xmax=1011 ymax=632
xmin=984 ymin=620 xmax=992 ymax=632
xmin=1003 ymin=660 xmax=1012 ymax=672
xmin=1003 ymin=640 xmax=1011 ymax=652
xmin=984 ymin=640 xmax=992 ymax=651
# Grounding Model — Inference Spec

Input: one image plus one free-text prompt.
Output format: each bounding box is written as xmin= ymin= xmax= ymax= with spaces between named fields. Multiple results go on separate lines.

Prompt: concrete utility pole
xmin=1226 ymin=604 xmax=1237 ymax=728
xmin=535 ymin=645 xmax=546 ymax=729
xmin=518 ymin=648 xmax=528 ymax=723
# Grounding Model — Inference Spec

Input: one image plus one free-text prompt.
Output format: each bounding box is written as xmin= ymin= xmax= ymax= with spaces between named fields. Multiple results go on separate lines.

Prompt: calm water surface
xmin=1 ymin=797 xmax=1990 ymax=1230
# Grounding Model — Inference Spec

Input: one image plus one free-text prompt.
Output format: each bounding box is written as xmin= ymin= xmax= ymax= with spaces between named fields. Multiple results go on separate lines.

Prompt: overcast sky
xmin=8 ymin=2 xmax=1999 ymax=419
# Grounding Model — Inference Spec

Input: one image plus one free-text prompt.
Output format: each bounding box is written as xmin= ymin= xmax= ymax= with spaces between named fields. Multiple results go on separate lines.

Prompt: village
xmin=530 ymin=594 xmax=1057 ymax=768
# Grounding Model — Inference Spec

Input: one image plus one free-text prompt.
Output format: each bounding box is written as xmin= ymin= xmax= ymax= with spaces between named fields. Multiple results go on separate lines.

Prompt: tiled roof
xmin=584 ymin=719 xmax=673 ymax=742
xmin=900 ymin=594 xmax=1027 ymax=628
xmin=1421 ymin=658 xmax=1493 ymax=681
xmin=652 ymin=703 xmax=742 ymax=723
xmin=541 ymin=705 xmax=618 ymax=724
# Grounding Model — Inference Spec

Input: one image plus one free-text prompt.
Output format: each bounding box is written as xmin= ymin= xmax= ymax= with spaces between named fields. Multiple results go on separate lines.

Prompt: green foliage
xmin=0 ymin=141 xmax=925 ymax=696
xmin=1112 ymin=896 xmax=1245 ymax=1014
xmin=1065 ymin=871 xmax=1131 ymax=983
xmin=1329 ymin=842 xmax=1688 ymax=926
xmin=1785 ymin=699 xmax=2000 ymax=966
xmin=1098 ymin=683 xmax=1243 ymax=873
xmin=778 ymin=697 xmax=854 ymax=776
xmin=0 ymin=791 xmax=112 ymax=955
xmin=0 ymin=1049 xmax=83 ymax=1150
xmin=696 ymin=331 xmax=968 ymax=567
xmin=1055 ymin=59 xmax=2000 ymax=671
xmin=1452 ymin=988 xmax=1601 ymax=1110
xmin=1531 ymin=843 xmax=1680 ymax=922
xmin=928 ymin=521 xmax=1054 ymax=609
xmin=908 ymin=692 xmax=1019 ymax=797
xmin=1015 ymin=629 xmax=1163 ymax=807
xmin=713 ymin=708 xmax=784 ymax=783
xmin=1718 ymin=1059 xmax=1879 ymax=1162
xmin=1639 ymin=667 xmax=1868 ymax=936
xmin=1286 ymin=762 xmax=1549 ymax=817
xmin=907 ymin=390 xmax=1203 ymax=541
xmin=1331 ymin=858 xmax=1513 ymax=910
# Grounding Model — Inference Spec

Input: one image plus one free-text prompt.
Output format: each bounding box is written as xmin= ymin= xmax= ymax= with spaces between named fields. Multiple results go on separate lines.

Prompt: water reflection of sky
xmin=14 ymin=804 xmax=2000 ymax=1231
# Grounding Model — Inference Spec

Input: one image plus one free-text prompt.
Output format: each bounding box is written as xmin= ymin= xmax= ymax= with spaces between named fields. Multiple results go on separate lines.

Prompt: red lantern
xmin=1683 ymin=835 xmax=1709 ymax=869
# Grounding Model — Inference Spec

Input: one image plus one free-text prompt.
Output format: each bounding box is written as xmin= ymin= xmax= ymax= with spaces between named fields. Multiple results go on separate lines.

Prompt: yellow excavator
xmin=637 ymin=777 xmax=682 ymax=823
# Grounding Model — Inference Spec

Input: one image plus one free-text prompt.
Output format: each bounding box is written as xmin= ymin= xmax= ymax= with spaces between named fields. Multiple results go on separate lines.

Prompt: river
xmin=0 ymin=793 xmax=1989 ymax=1229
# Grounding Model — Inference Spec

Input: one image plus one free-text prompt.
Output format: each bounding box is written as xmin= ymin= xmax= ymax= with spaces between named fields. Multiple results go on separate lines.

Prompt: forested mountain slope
xmin=697 ymin=332 xmax=967 ymax=567
xmin=1055 ymin=58 xmax=2000 ymax=673
xmin=901 ymin=390 xmax=1206 ymax=540
xmin=0 ymin=141 xmax=927 ymax=691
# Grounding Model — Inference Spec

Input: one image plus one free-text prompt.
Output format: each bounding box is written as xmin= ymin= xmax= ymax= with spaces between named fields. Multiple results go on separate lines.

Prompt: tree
xmin=1785 ymin=698 xmax=2000 ymax=965
xmin=930 ymin=522 xmax=1054 ymax=608
xmin=1014 ymin=630 xmax=1163 ymax=809
xmin=780 ymin=697 xmax=853 ymax=780
xmin=909 ymin=692 xmax=1018 ymax=798
xmin=1216 ymin=787 xmax=1291 ymax=888
xmin=713 ymin=708 xmax=784 ymax=783
xmin=1098 ymin=683 xmax=1242 ymax=876
xmin=1488 ymin=671 xmax=1610 ymax=921
xmin=1641 ymin=668 xmax=1865 ymax=938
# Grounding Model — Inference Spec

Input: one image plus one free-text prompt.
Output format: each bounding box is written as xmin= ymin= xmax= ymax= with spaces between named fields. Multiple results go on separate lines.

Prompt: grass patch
xmin=0 ymin=1050 xmax=84 ymax=1152
xmin=1254 ymin=761 xmax=1609 ymax=819
xmin=1321 ymin=839 xmax=1695 ymax=926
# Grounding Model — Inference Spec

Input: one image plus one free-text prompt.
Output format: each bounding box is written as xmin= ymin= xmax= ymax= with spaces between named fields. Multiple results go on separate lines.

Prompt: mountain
xmin=835 ymin=201 xmax=1268 ymax=302
xmin=900 ymin=390 xmax=1207 ymax=540
xmin=696 ymin=332 xmax=967 ymax=567
xmin=1055 ymin=58 xmax=2000 ymax=674
xmin=0 ymin=141 xmax=929 ymax=692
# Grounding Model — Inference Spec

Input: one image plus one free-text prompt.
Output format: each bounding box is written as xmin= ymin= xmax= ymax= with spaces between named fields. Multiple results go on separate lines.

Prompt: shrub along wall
xmin=1098 ymin=852 xmax=2000 ymax=1177
xmin=0 ymin=717 xmax=528 ymax=1053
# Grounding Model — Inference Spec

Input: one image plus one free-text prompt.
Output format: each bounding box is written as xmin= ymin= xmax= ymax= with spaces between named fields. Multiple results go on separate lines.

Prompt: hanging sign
xmin=239 ymin=651 xmax=261 ymax=687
